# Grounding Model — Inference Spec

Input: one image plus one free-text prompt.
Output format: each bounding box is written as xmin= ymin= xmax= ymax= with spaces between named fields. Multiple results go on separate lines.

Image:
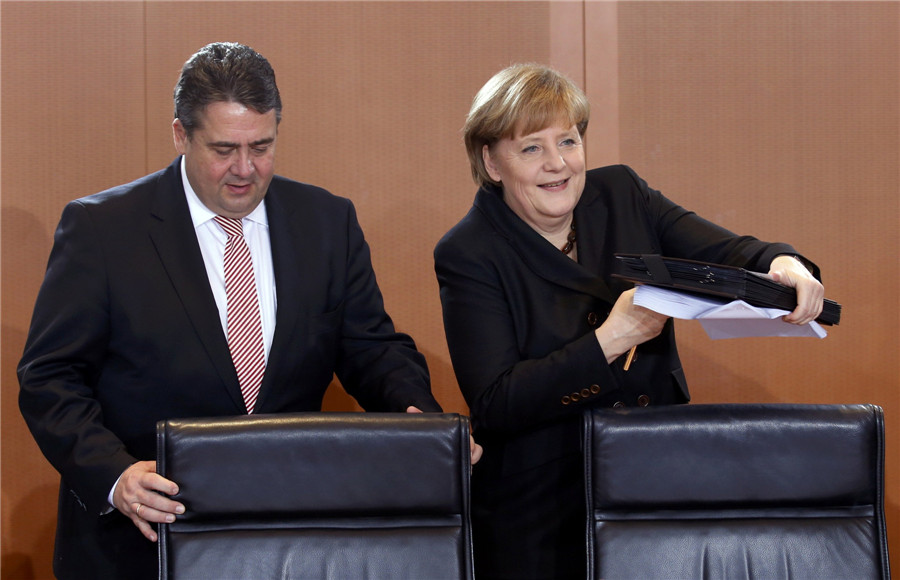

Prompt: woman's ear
xmin=483 ymin=144 xmax=501 ymax=182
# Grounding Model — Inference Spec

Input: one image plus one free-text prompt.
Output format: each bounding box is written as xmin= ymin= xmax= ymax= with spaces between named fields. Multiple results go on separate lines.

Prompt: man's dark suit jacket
xmin=18 ymin=157 xmax=440 ymax=579
xmin=434 ymin=165 xmax=819 ymax=579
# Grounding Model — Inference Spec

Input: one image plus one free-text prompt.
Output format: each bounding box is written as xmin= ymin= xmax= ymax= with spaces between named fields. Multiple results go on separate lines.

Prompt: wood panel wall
xmin=603 ymin=3 xmax=899 ymax=571
xmin=2 ymin=2 xmax=897 ymax=577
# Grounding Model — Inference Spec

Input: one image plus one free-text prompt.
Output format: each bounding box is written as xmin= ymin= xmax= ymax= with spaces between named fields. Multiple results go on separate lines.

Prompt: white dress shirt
xmin=181 ymin=156 xmax=277 ymax=361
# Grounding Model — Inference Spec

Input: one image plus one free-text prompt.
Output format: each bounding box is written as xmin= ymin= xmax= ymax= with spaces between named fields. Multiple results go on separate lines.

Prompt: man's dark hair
xmin=174 ymin=42 xmax=282 ymax=137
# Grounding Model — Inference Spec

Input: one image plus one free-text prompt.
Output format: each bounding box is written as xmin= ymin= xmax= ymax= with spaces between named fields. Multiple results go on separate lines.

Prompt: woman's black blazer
xmin=435 ymin=163 xmax=812 ymax=490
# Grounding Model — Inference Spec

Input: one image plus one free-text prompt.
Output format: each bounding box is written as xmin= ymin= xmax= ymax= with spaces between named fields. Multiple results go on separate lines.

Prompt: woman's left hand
xmin=768 ymin=255 xmax=825 ymax=325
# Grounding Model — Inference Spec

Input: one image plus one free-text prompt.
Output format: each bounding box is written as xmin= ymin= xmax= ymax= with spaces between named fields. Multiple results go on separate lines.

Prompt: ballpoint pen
xmin=623 ymin=345 xmax=637 ymax=371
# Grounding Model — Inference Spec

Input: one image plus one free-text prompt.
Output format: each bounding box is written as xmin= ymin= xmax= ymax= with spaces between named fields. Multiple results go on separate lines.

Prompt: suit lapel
xmin=147 ymin=158 xmax=246 ymax=411
xmin=474 ymin=185 xmax=617 ymax=304
xmin=253 ymin=185 xmax=312 ymax=410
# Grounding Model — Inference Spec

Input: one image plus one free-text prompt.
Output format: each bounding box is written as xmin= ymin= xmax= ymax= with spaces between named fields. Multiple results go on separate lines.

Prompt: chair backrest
xmin=583 ymin=403 xmax=890 ymax=580
xmin=157 ymin=412 xmax=473 ymax=580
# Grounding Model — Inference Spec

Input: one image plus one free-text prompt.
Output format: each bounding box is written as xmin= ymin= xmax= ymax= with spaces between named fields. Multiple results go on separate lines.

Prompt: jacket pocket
xmin=303 ymin=304 xmax=343 ymax=365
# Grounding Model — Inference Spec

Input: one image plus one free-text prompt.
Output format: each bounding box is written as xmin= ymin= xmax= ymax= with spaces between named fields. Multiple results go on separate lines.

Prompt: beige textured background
xmin=2 ymin=2 xmax=897 ymax=577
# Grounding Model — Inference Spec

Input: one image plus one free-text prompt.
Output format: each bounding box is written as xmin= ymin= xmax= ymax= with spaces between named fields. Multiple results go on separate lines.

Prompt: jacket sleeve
xmin=18 ymin=201 xmax=136 ymax=515
xmin=333 ymin=201 xmax=441 ymax=413
xmin=624 ymin=166 xmax=820 ymax=277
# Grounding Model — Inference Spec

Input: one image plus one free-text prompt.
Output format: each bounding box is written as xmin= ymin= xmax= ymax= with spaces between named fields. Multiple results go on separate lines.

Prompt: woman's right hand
xmin=594 ymin=288 xmax=669 ymax=364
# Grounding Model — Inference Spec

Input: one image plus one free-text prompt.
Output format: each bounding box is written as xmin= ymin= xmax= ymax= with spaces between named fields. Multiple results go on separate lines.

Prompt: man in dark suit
xmin=18 ymin=42 xmax=443 ymax=579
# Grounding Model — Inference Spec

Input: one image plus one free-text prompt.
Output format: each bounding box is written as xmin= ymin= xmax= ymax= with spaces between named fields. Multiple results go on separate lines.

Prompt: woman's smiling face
xmin=483 ymin=123 xmax=586 ymax=233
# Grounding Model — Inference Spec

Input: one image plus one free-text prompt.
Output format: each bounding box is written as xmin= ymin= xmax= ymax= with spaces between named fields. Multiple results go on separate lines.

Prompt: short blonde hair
xmin=463 ymin=64 xmax=590 ymax=187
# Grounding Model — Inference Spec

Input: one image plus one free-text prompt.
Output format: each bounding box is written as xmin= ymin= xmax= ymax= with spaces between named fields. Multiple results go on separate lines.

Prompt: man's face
xmin=173 ymin=101 xmax=278 ymax=218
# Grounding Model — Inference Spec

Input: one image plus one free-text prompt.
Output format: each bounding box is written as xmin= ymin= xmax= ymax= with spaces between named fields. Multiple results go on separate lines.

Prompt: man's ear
xmin=173 ymin=119 xmax=188 ymax=154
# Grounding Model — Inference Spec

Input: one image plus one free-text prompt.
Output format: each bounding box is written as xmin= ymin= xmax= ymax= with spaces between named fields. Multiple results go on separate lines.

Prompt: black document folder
xmin=611 ymin=254 xmax=841 ymax=325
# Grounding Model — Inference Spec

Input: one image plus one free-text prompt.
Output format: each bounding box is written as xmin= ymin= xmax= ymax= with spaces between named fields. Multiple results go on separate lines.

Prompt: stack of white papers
xmin=634 ymin=285 xmax=827 ymax=340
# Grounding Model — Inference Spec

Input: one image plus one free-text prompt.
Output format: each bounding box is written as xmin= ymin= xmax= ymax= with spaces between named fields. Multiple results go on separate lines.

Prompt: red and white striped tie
xmin=215 ymin=216 xmax=265 ymax=414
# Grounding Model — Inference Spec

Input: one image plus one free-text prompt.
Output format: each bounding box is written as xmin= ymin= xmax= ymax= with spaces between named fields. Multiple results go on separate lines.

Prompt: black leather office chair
xmin=157 ymin=412 xmax=473 ymax=580
xmin=584 ymin=404 xmax=890 ymax=580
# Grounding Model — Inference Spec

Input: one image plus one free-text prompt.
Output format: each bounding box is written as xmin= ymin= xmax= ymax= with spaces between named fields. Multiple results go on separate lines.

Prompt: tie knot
xmin=214 ymin=216 xmax=244 ymax=238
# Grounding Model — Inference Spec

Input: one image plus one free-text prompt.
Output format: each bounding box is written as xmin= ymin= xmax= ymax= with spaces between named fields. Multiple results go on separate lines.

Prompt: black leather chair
xmin=584 ymin=404 xmax=890 ymax=580
xmin=157 ymin=412 xmax=473 ymax=580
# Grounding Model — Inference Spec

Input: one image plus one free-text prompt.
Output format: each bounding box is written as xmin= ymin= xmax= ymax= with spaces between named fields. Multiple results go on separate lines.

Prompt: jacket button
xmin=570 ymin=392 xmax=581 ymax=402
xmin=561 ymin=395 xmax=571 ymax=405
xmin=590 ymin=384 xmax=601 ymax=394
xmin=613 ymin=401 xmax=626 ymax=408
xmin=587 ymin=312 xmax=599 ymax=326
xmin=580 ymin=388 xmax=591 ymax=398
xmin=637 ymin=394 xmax=651 ymax=407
